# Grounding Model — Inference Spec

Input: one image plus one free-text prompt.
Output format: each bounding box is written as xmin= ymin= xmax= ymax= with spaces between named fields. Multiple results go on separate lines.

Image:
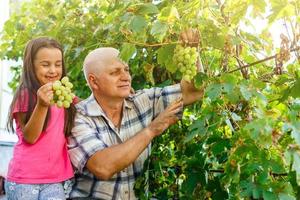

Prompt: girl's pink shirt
xmin=6 ymin=90 xmax=74 ymax=184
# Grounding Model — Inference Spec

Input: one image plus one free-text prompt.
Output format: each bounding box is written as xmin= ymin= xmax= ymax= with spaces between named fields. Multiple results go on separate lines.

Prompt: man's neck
xmin=94 ymin=94 xmax=124 ymax=127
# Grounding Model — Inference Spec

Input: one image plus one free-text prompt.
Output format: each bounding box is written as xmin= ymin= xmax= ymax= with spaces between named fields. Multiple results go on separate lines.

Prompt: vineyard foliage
xmin=1 ymin=0 xmax=300 ymax=199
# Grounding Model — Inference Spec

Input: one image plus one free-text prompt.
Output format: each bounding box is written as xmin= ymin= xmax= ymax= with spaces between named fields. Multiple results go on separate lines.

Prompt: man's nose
xmin=120 ymin=71 xmax=131 ymax=81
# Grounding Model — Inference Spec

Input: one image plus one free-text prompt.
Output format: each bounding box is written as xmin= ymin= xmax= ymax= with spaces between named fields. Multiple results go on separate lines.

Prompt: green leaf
xmin=158 ymin=6 xmax=179 ymax=22
xmin=119 ymin=43 xmax=136 ymax=63
xmin=240 ymin=84 xmax=252 ymax=101
xmin=292 ymin=152 xmax=300 ymax=185
xmin=279 ymin=193 xmax=296 ymax=200
xmin=211 ymin=139 xmax=230 ymax=155
xmin=257 ymin=171 xmax=269 ymax=184
xmin=194 ymin=72 xmax=208 ymax=89
xmin=157 ymin=44 xmax=176 ymax=73
xmin=185 ymin=119 xmax=206 ymax=142
xmin=206 ymin=83 xmax=222 ymax=101
xmin=291 ymin=128 xmax=300 ymax=146
xmin=269 ymin=0 xmax=295 ymax=22
xmin=150 ymin=21 xmax=168 ymax=42
xmin=221 ymin=74 xmax=237 ymax=87
xmin=252 ymin=186 xmax=262 ymax=199
xmin=290 ymin=78 xmax=300 ymax=98
xmin=263 ymin=191 xmax=278 ymax=200
xmin=136 ymin=3 xmax=159 ymax=15
xmin=251 ymin=0 xmax=267 ymax=14
xmin=240 ymin=180 xmax=254 ymax=197
xmin=129 ymin=15 xmax=147 ymax=33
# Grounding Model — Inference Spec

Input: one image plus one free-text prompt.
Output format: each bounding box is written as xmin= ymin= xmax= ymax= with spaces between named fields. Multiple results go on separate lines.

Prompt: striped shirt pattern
xmin=68 ymin=84 xmax=182 ymax=200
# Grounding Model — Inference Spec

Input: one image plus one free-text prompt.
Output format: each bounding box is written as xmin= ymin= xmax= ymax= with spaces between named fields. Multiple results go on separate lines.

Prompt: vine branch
xmin=227 ymin=46 xmax=300 ymax=74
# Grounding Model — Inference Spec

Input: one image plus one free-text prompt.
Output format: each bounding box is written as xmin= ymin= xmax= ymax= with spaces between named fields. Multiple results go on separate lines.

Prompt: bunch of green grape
xmin=51 ymin=77 xmax=75 ymax=108
xmin=173 ymin=45 xmax=198 ymax=81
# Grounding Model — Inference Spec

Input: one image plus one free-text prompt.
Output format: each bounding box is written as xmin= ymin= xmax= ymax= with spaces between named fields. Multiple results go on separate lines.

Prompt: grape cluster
xmin=51 ymin=77 xmax=75 ymax=108
xmin=173 ymin=45 xmax=198 ymax=81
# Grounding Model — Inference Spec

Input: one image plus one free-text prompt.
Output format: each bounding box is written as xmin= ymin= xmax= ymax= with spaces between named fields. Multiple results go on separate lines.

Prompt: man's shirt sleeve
xmin=68 ymin=112 xmax=107 ymax=173
xmin=142 ymin=83 xmax=183 ymax=118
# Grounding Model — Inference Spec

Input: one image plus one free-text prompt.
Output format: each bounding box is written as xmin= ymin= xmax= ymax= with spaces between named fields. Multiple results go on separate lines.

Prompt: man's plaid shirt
xmin=68 ymin=84 xmax=183 ymax=200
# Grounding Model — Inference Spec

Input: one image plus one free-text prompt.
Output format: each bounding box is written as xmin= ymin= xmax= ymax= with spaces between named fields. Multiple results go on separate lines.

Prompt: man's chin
xmin=122 ymin=93 xmax=131 ymax=98
xmin=116 ymin=92 xmax=130 ymax=99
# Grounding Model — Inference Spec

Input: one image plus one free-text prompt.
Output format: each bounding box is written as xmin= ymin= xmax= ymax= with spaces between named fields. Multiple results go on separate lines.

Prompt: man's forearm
xmin=86 ymin=127 xmax=154 ymax=180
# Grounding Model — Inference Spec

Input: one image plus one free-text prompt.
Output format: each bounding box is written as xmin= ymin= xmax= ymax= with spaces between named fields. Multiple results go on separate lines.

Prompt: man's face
xmin=93 ymin=59 xmax=132 ymax=100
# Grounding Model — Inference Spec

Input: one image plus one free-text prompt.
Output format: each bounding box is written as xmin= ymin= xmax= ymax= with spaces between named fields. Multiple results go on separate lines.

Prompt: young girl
xmin=5 ymin=37 xmax=76 ymax=200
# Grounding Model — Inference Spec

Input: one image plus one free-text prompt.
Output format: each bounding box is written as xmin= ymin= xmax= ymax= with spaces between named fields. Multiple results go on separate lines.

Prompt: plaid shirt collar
xmin=76 ymin=94 xmax=133 ymax=117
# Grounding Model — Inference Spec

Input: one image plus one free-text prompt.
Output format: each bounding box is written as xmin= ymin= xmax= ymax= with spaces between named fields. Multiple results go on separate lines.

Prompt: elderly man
xmin=68 ymin=43 xmax=203 ymax=199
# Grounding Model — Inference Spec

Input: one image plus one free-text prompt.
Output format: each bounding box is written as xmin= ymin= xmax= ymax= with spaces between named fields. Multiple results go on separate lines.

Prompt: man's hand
xmin=147 ymin=98 xmax=183 ymax=138
xmin=180 ymin=28 xmax=200 ymax=47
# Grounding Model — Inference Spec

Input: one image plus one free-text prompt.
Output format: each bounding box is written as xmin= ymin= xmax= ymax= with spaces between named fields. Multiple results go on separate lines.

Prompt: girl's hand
xmin=36 ymin=82 xmax=54 ymax=107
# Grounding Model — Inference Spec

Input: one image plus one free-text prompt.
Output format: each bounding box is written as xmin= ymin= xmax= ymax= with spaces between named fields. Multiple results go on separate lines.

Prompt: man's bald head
xmin=83 ymin=47 xmax=120 ymax=81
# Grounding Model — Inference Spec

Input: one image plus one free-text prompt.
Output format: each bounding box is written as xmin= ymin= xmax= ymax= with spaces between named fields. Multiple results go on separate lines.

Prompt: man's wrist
xmin=143 ymin=127 xmax=156 ymax=141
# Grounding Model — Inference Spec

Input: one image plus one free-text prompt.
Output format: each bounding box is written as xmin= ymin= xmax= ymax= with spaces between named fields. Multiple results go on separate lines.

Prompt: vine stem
xmin=227 ymin=46 xmax=300 ymax=74
xmin=209 ymin=169 xmax=288 ymax=176
xmin=86 ymin=40 xmax=201 ymax=48
xmin=130 ymin=41 xmax=181 ymax=47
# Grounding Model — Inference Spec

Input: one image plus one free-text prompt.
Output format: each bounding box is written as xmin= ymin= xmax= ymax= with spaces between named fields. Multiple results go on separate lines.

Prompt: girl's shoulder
xmin=13 ymin=88 xmax=31 ymax=114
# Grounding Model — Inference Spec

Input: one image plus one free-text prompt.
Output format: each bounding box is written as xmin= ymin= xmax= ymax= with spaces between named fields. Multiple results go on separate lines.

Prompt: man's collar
xmin=78 ymin=94 xmax=133 ymax=117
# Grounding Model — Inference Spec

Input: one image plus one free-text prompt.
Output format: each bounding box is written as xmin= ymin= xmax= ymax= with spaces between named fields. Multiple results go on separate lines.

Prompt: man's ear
xmin=88 ymin=74 xmax=99 ymax=90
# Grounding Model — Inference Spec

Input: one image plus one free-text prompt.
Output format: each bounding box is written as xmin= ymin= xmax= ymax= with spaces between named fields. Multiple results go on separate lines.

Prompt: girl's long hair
xmin=7 ymin=37 xmax=76 ymax=136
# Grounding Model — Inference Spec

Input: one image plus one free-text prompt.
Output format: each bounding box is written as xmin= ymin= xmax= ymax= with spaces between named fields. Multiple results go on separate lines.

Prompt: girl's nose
xmin=49 ymin=65 xmax=56 ymax=73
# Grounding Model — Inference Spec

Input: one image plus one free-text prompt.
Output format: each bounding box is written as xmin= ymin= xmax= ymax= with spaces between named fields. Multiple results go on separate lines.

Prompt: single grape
xmin=63 ymin=100 xmax=70 ymax=108
xmin=55 ymin=89 xmax=62 ymax=96
xmin=65 ymin=82 xmax=73 ymax=89
xmin=56 ymin=100 xmax=63 ymax=108
xmin=65 ymin=94 xmax=72 ymax=102
xmin=183 ymin=75 xmax=191 ymax=81
xmin=61 ymin=76 xmax=69 ymax=85
xmin=58 ymin=95 xmax=65 ymax=101
xmin=53 ymin=81 xmax=61 ymax=90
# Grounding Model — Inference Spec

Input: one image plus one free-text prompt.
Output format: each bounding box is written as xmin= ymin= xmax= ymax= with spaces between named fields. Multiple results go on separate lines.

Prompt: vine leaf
xmin=150 ymin=21 xmax=168 ymax=42
xmin=206 ymin=83 xmax=222 ymax=101
xmin=157 ymin=44 xmax=176 ymax=73
xmin=129 ymin=15 xmax=147 ymax=33
xmin=136 ymin=3 xmax=159 ymax=15
xmin=239 ymin=84 xmax=252 ymax=101
xmin=290 ymin=78 xmax=300 ymax=98
xmin=194 ymin=72 xmax=208 ymax=89
xmin=119 ymin=43 xmax=136 ymax=63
